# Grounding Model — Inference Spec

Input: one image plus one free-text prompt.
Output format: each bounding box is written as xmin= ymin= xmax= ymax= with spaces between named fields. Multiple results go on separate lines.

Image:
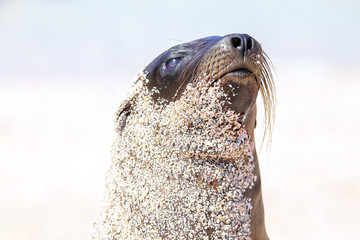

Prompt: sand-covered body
xmin=91 ymin=34 xmax=275 ymax=240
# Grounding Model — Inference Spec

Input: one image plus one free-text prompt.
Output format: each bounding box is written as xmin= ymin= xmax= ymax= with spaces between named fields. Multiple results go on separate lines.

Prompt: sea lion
xmin=91 ymin=33 xmax=275 ymax=240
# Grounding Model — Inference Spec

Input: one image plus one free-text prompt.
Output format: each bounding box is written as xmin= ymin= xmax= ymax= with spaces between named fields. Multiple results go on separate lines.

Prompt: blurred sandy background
xmin=1 ymin=0 xmax=359 ymax=239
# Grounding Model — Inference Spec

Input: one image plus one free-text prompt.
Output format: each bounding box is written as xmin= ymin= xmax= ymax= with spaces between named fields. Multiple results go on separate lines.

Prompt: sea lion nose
xmin=229 ymin=34 xmax=258 ymax=55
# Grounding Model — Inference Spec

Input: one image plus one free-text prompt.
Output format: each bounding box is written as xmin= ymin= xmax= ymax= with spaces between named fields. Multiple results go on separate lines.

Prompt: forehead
xmin=170 ymin=36 xmax=222 ymax=52
xmin=179 ymin=36 xmax=222 ymax=49
xmin=145 ymin=36 xmax=223 ymax=71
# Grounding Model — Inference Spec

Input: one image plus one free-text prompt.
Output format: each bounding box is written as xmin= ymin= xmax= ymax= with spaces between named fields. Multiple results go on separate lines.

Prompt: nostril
xmin=231 ymin=37 xmax=242 ymax=49
xmin=246 ymin=37 xmax=253 ymax=51
xmin=229 ymin=34 xmax=257 ymax=55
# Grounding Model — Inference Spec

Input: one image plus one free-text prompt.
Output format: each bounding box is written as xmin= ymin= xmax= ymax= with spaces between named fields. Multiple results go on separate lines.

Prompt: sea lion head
xmin=119 ymin=34 xmax=275 ymax=160
xmin=145 ymin=34 xmax=274 ymax=139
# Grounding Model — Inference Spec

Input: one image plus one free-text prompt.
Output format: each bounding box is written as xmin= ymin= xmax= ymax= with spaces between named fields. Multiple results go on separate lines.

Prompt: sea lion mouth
xmin=220 ymin=68 xmax=257 ymax=83
xmin=226 ymin=68 xmax=252 ymax=76
xmin=211 ymin=67 xmax=259 ymax=88
xmin=221 ymin=68 xmax=252 ymax=77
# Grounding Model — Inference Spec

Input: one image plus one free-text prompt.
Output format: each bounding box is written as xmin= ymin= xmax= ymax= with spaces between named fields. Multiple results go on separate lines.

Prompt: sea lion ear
xmin=115 ymin=100 xmax=132 ymax=133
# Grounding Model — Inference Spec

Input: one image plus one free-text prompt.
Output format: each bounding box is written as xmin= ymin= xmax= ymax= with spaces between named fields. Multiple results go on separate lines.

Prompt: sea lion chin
xmin=91 ymin=33 xmax=275 ymax=240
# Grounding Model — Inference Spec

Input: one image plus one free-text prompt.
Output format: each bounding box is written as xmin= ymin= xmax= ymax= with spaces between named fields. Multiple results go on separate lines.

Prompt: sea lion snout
xmin=200 ymin=33 xmax=262 ymax=81
xmin=195 ymin=34 xmax=262 ymax=116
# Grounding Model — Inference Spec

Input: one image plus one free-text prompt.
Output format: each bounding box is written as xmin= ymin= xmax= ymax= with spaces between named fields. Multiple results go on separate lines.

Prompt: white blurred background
xmin=0 ymin=0 xmax=359 ymax=239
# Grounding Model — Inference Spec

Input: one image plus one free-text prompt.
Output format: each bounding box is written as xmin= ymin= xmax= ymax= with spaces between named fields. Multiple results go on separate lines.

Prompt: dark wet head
xmin=144 ymin=33 xmax=275 ymax=143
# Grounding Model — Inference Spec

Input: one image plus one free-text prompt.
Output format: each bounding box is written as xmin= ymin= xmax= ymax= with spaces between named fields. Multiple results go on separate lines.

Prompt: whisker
xmin=258 ymin=52 xmax=276 ymax=151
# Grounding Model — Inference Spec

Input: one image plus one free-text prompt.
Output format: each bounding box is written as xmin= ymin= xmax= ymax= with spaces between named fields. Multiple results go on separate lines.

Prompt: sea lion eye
xmin=163 ymin=58 xmax=181 ymax=70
